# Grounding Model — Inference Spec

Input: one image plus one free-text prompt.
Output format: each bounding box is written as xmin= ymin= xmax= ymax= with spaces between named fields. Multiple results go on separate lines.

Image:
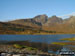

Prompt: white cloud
xmin=58 ymin=12 xmax=75 ymax=18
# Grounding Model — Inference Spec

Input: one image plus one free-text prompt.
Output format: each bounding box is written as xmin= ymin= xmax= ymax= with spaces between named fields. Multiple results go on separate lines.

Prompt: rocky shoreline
xmin=0 ymin=44 xmax=60 ymax=56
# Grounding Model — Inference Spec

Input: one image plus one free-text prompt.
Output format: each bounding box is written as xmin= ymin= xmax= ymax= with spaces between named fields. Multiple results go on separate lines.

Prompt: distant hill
xmin=0 ymin=22 xmax=42 ymax=34
xmin=0 ymin=15 xmax=75 ymax=34
xmin=8 ymin=19 xmax=42 ymax=28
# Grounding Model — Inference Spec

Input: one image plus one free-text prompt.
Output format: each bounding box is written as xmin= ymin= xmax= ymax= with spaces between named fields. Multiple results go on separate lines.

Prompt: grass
xmin=52 ymin=42 xmax=67 ymax=46
xmin=60 ymin=37 xmax=75 ymax=41
xmin=52 ymin=37 xmax=75 ymax=46
xmin=52 ymin=42 xmax=75 ymax=46
xmin=13 ymin=44 xmax=37 ymax=51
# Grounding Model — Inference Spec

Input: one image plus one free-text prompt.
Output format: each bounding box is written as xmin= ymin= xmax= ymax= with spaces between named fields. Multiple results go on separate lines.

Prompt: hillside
xmin=0 ymin=22 xmax=41 ymax=34
xmin=0 ymin=15 xmax=75 ymax=34
xmin=0 ymin=22 xmax=56 ymax=34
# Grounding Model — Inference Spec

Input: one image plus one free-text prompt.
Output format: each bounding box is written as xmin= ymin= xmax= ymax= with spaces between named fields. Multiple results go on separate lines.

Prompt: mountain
xmin=0 ymin=22 xmax=42 ymax=34
xmin=9 ymin=15 xmax=63 ymax=27
xmin=44 ymin=15 xmax=63 ymax=26
xmin=8 ymin=19 xmax=42 ymax=29
xmin=48 ymin=15 xmax=63 ymax=24
xmin=63 ymin=16 xmax=75 ymax=29
xmin=33 ymin=14 xmax=48 ymax=25
xmin=65 ymin=16 xmax=75 ymax=24
xmin=0 ymin=14 xmax=75 ymax=34
xmin=9 ymin=14 xmax=48 ymax=26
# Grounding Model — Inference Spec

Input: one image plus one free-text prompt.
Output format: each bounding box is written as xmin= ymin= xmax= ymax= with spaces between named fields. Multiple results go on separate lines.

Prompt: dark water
xmin=0 ymin=34 xmax=75 ymax=44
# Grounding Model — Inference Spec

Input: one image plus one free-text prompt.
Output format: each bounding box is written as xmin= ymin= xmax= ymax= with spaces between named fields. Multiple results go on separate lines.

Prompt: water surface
xmin=0 ymin=34 xmax=75 ymax=43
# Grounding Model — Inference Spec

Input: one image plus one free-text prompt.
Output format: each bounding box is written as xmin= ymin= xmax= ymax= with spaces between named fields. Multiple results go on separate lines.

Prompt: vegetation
xmin=51 ymin=37 xmax=75 ymax=51
xmin=13 ymin=44 xmax=37 ymax=51
xmin=52 ymin=38 xmax=75 ymax=46
xmin=52 ymin=42 xmax=75 ymax=46
xmin=60 ymin=37 xmax=75 ymax=41
xmin=0 ymin=22 xmax=56 ymax=34
xmin=5 ymin=41 xmax=63 ymax=52
xmin=13 ymin=44 xmax=24 ymax=48
xmin=1 ymin=22 xmax=75 ymax=35
xmin=52 ymin=42 xmax=67 ymax=46
xmin=1 ymin=15 xmax=75 ymax=35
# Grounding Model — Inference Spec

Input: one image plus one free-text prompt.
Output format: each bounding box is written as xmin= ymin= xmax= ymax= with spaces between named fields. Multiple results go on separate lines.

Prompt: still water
xmin=0 ymin=34 xmax=75 ymax=43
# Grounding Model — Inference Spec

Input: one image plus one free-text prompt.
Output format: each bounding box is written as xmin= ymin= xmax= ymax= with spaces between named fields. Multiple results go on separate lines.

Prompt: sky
xmin=0 ymin=0 xmax=75 ymax=21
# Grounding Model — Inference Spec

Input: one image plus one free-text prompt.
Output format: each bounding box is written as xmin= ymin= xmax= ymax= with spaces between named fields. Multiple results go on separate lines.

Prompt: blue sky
xmin=0 ymin=0 xmax=75 ymax=21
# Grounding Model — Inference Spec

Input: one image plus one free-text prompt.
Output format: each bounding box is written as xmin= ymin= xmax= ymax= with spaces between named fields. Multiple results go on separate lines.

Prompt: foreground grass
xmin=52 ymin=42 xmax=75 ymax=46
xmin=13 ymin=44 xmax=38 ymax=51
xmin=60 ymin=37 xmax=75 ymax=41
xmin=52 ymin=37 xmax=75 ymax=46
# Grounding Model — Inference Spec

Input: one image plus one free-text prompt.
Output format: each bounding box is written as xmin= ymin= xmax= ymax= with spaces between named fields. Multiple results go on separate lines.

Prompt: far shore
xmin=0 ymin=33 xmax=75 ymax=35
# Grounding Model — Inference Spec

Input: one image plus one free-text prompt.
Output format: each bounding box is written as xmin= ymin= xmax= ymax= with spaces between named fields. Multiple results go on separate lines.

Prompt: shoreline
xmin=0 ymin=33 xmax=75 ymax=35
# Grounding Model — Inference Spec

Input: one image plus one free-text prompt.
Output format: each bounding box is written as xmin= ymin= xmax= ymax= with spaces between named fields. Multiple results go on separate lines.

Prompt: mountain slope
xmin=63 ymin=16 xmax=75 ymax=29
xmin=33 ymin=14 xmax=48 ymax=25
xmin=8 ymin=19 xmax=42 ymax=29
xmin=0 ymin=22 xmax=42 ymax=34
xmin=44 ymin=15 xmax=63 ymax=26
xmin=0 ymin=15 xmax=75 ymax=34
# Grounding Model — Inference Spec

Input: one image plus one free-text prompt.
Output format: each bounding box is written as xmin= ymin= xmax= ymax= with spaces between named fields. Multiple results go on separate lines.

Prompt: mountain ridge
xmin=0 ymin=15 xmax=75 ymax=34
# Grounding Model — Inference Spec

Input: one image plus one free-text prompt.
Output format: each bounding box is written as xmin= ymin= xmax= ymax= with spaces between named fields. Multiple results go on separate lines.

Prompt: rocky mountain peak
xmin=47 ymin=15 xmax=63 ymax=24
xmin=33 ymin=14 xmax=48 ymax=24
xmin=65 ymin=16 xmax=75 ymax=24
